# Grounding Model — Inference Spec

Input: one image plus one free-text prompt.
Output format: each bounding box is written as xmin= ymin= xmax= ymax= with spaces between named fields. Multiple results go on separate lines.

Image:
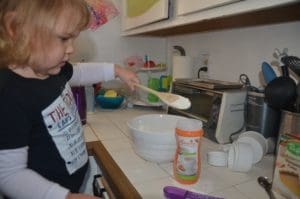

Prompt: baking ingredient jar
xmin=272 ymin=110 xmax=300 ymax=198
xmin=173 ymin=119 xmax=203 ymax=184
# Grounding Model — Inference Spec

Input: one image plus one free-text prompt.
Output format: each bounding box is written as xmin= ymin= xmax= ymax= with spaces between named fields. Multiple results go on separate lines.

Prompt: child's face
xmin=28 ymin=10 xmax=81 ymax=78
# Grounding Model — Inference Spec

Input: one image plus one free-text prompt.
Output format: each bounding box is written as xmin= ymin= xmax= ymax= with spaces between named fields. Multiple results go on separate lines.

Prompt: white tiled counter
xmin=84 ymin=108 xmax=275 ymax=199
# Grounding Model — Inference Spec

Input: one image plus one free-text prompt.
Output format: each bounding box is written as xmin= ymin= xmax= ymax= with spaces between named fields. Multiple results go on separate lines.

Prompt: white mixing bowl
xmin=127 ymin=114 xmax=187 ymax=163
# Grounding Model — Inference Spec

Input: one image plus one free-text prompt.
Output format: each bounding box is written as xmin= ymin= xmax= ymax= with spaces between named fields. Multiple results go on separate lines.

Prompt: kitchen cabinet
xmin=122 ymin=0 xmax=169 ymax=31
xmin=176 ymin=0 xmax=241 ymax=16
xmin=121 ymin=0 xmax=300 ymax=36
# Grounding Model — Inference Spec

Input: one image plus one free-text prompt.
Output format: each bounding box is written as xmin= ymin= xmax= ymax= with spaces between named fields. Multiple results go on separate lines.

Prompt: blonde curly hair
xmin=0 ymin=0 xmax=90 ymax=67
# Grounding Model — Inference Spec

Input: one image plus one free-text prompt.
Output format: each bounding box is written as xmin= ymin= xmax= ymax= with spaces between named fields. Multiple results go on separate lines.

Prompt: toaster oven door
xmin=168 ymin=85 xmax=222 ymax=142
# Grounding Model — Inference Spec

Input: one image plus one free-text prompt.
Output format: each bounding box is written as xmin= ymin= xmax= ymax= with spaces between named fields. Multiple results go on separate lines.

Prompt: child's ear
xmin=4 ymin=11 xmax=17 ymax=38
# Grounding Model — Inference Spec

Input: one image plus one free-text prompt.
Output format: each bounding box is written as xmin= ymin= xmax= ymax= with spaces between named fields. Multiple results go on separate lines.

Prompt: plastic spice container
xmin=173 ymin=119 xmax=203 ymax=184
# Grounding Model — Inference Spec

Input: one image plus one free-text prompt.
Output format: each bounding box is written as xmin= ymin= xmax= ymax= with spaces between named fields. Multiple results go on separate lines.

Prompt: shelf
xmin=137 ymin=66 xmax=167 ymax=72
xmin=126 ymin=66 xmax=167 ymax=73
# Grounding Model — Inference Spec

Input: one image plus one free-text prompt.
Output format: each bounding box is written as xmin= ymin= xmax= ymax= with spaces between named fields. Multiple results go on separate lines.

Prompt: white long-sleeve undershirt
xmin=69 ymin=62 xmax=115 ymax=86
xmin=0 ymin=147 xmax=68 ymax=199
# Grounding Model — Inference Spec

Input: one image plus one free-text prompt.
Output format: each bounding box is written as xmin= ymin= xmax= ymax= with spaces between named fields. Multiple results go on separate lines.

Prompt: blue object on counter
xmin=95 ymin=95 xmax=124 ymax=109
xmin=163 ymin=186 xmax=224 ymax=199
xmin=262 ymin=62 xmax=277 ymax=83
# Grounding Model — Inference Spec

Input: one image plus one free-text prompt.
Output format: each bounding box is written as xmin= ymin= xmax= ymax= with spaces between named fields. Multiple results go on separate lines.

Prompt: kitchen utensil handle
xmin=262 ymin=62 xmax=277 ymax=83
xmin=134 ymin=83 xmax=159 ymax=96
xmin=281 ymin=65 xmax=289 ymax=77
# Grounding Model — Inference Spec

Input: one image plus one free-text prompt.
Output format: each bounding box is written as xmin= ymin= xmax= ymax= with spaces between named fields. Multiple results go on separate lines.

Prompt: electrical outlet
xmin=192 ymin=53 xmax=209 ymax=79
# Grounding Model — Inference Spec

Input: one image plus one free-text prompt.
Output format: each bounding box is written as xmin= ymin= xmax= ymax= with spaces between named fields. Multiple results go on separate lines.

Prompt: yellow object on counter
xmin=104 ymin=89 xmax=117 ymax=98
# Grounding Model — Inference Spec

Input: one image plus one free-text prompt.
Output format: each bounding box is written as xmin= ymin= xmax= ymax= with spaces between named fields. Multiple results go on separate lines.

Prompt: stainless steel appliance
xmin=245 ymin=91 xmax=280 ymax=138
xmin=168 ymin=79 xmax=246 ymax=144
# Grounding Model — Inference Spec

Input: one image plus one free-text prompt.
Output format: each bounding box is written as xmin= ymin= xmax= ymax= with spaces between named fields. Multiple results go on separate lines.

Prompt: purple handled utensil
xmin=163 ymin=186 xmax=224 ymax=199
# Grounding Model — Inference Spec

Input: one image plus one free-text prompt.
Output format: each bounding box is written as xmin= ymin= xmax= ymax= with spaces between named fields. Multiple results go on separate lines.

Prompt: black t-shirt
xmin=0 ymin=62 xmax=88 ymax=192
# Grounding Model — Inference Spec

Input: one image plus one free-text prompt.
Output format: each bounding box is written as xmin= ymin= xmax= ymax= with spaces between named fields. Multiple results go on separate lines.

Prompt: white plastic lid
xmin=176 ymin=118 xmax=203 ymax=131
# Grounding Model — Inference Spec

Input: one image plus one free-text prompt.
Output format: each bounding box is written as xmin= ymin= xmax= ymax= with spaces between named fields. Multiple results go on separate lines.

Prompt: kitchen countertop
xmin=83 ymin=107 xmax=276 ymax=199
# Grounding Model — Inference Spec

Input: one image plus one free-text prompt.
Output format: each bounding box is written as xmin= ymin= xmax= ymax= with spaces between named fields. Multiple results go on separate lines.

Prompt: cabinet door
xmin=122 ymin=0 xmax=169 ymax=31
xmin=177 ymin=0 xmax=241 ymax=16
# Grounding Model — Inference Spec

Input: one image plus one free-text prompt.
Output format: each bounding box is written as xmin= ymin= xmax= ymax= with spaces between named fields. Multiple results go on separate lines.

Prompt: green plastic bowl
xmin=96 ymin=95 xmax=124 ymax=109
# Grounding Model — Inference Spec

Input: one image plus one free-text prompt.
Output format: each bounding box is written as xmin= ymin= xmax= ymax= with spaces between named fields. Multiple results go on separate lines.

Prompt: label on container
xmin=175 ymin=135 xmax=200 ymax=181
xmin=272 ymin=133 xmax=300 ymax=199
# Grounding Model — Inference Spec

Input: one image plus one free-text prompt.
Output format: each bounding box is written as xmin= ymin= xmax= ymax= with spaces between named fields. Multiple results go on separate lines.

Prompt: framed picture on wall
xmin=122 ymin=0 xmax=169 ymax=31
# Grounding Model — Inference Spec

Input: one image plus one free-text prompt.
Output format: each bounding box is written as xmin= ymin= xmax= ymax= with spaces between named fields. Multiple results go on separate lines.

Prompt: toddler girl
xmin=0 ymin=0 xmax=139 ymax=198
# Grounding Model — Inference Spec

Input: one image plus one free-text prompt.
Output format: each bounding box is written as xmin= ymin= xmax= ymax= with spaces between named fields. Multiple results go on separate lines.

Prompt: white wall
xmin=71 ymin=0 xmax=300 ymax=90
xmin=167 ymin=21 xmax=300 ymax=88
xmin=71 ymin=0 xmax=166 ymax=66
xmin=70 ymin=0 xmax=167 ymax=91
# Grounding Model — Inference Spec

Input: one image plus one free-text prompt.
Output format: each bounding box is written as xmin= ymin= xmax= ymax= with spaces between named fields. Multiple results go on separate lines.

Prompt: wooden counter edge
xmin=86 ymin=141 xmax=142 ymax=199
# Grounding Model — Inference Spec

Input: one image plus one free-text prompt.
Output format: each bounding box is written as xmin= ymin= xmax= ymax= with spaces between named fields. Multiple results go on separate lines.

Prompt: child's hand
xmin=66 ymin=193 xmax=101 ymax=199
xmin=115 ymin=64 xmax=140 ymax=91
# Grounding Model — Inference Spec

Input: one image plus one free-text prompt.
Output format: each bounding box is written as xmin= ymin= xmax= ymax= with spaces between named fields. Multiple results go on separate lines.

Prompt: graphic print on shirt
xmin=42 ymin=84 xmax=88 ymax=174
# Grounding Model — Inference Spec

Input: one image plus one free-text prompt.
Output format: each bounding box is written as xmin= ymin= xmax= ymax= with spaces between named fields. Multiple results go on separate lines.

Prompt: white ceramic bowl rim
xmin=239 ymin=131 xmax=267 ymax=145
xmin=127 ymin=114 xmax=187 ymax=134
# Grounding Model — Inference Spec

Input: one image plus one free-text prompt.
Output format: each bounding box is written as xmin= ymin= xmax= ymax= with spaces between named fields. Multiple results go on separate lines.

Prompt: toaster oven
xmin=168 ymin=79 xmax=246 ymax=144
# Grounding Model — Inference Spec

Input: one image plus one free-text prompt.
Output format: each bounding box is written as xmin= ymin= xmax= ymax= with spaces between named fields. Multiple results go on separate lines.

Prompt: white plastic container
xmin=207 ymin=151 xmax=228 ymax=167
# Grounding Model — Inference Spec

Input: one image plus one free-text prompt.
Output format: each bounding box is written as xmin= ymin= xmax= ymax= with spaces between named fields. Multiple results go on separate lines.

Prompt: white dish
xmin=207 ymin=151 xmax=228 ymax=167
xmin=234 ymin=142 xmax=240 ymax=169
xmin=232 ymin=142 xmax=253 ymax=172
xmin=228 ymin=144 xmax=235 ymax=170
xmin=237 ymin=131 xmax=267 ymax=164
xmin=228 ymin=142 xmax=254 ymax=172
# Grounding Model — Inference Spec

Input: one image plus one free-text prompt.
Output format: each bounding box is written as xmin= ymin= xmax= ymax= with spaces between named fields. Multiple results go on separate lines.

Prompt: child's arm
xmin=114 ymin=64 xmax=139 ymax=91
xmin=0 ymin=147 xmax=101 ymax=199
xmin=0 ymin=147 xmax=69 ymax=199
xmin=69 ymin=62 xmax=115 ymax=86
xmin=68 ymin=63 xmax=139 ymax=91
